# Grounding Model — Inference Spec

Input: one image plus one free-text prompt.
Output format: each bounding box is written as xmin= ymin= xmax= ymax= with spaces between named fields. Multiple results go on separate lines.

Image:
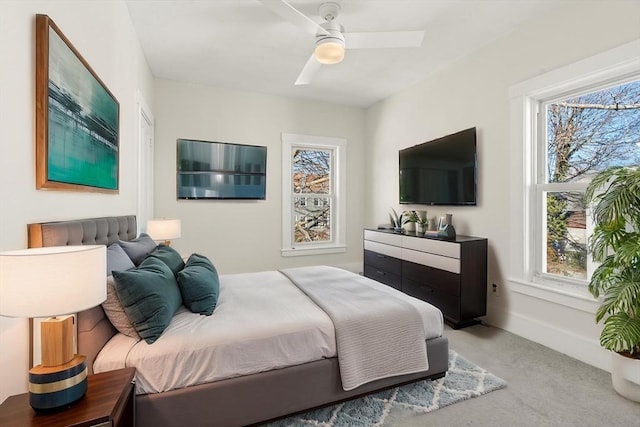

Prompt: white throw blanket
xmin=280 ymin=265 xmax=429 ymax=391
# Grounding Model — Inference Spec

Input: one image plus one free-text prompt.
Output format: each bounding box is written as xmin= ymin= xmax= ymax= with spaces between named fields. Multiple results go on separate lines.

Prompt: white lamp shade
xmin=0 ymin=245 xmax=106 ymax=318
xmin=147 ymin=218 xmax=182 ymax=241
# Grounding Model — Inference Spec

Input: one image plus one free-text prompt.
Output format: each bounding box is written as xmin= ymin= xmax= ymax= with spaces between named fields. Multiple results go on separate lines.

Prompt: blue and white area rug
xmin=266 ymin=351 xmax=506 ymax=427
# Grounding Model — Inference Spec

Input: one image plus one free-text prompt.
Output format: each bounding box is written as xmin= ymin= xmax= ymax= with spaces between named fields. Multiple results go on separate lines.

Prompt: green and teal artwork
xmin=36 ymin=15 xmax=119 ymax=192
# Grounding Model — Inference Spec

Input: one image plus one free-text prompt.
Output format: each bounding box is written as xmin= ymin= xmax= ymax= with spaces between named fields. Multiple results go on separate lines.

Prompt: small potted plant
xmin=585 ymin=166 xmax=640 ymax=402
xmin=389 ymin=208 xmax=403 ymax=232
xmin=402 ymin=210 xmax=418 ymax=232
xmin=415 ymin=212 xmax=428 ymax=234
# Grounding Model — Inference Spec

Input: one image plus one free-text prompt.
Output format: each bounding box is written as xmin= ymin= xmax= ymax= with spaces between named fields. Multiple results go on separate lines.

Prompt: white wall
xmin=152 ymin=79 xmax=366 ymax=274
xmin=365 ymin=1 xmax=640 ymax=371
xmin=0 ymin=0 xmax=153 ymax=402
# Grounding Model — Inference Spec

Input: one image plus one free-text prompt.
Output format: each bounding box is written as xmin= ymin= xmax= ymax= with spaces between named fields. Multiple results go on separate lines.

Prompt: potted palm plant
xmin=389 ymin=209 xmax=418 ymax=232
xmin=585 ymin=166 xmax=640 ymax=402
xmin=402 ymin=210 xmax=418 ymax=232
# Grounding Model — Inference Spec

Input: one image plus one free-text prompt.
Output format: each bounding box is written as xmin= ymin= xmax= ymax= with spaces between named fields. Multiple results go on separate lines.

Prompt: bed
xmin=28 ymin=215 xmax=449 ymax=427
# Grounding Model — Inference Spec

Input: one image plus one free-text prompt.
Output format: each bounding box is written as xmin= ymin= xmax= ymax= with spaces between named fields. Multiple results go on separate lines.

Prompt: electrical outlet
xmin=492 ymin=283 xmax=499 ymax=296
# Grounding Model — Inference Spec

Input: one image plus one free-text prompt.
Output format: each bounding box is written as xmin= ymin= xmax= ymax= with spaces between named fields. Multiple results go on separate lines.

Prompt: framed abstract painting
xmin=35 ymin=14 xmax=119 ymax=193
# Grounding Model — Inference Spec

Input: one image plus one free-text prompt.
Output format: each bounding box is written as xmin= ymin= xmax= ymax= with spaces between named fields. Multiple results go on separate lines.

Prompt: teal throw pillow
xmin=146 ymin=245 xmax=185 ymax=276
xmin=177 ymin=253 xmax=219 ymax=316
xmin=113 ymin=256 xmax=182 ymax=344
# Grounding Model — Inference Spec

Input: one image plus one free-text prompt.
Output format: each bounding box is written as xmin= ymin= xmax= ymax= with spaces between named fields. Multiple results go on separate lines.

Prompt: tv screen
xmin=399 ymin=127 xmax=477 ymax=206
xmin=177 ymin=139 xmax=267 ymax=200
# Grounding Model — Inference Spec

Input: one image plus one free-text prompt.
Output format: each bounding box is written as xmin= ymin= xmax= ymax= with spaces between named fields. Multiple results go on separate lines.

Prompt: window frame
xmin=509 ymin=40 xmax=640 ymax=306
xmin=281 ymin=133 xmax=347 ymax=256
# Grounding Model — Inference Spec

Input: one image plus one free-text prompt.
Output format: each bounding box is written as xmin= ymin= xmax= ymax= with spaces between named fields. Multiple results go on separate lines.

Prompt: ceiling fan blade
xmin=344 ymin=31 xmax=425 ymax=49
xmin=295 ymin=54 xmax=322 ymax=86
xmin=260 ymin=0 xmax=330 ymax=36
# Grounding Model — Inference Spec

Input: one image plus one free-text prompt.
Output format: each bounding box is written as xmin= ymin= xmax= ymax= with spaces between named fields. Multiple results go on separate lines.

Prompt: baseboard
xmin=486 ymin=304 xmax=611 ymax=372
xmin=335 ymin=261 xmax=362 ymax=274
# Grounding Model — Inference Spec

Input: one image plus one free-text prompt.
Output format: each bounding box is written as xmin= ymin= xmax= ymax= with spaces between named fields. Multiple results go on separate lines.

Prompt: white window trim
xmin=508 ymin=40 xmax=640 ymax=311
xmin=281 ymin=133 xmax=347 ymax=257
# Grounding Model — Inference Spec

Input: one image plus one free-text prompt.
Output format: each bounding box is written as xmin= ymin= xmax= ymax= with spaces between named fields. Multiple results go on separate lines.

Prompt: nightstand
xmin=0 ymin=367 xmax=135 ymax=427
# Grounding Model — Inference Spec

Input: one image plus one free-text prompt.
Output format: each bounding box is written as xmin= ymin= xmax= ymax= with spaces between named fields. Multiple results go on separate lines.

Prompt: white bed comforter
xmin=94 ymin=267 xmax=443 ymax=395
xmin=94 ymin=270 xmax=336 ymax=394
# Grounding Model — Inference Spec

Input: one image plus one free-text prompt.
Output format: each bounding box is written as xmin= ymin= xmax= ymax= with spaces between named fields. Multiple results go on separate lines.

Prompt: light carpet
xmin=265 ymin=351 xmax=506 ymax=427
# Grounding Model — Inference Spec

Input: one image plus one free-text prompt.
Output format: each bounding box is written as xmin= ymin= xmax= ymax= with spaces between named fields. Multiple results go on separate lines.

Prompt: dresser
xmin=363 ymin=229 xmax=487 ymax=328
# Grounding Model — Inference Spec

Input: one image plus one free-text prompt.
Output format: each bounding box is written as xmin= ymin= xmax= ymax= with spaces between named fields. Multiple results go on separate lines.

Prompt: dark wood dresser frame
xmin=364 ymin=228 xmax=488 ymax=328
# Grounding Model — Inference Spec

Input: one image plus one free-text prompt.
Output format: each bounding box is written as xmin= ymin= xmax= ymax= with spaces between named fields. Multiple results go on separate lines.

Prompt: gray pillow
xmin=113 ymin=256 xmax=182 ymax=344
xmin=118 ymin=233 xmax=157 ymax=265
xmin=106 ymin=243 xmax=135 ymax=276
xmin=102 ymin=275 xmax=140 ymax=339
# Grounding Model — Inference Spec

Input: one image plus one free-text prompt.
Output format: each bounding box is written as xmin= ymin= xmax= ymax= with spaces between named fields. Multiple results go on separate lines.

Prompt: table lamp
xmin=0 ymin=245 xmax=106 ymax=411
xmin=147 ymin=218 xmax=181 ymax=246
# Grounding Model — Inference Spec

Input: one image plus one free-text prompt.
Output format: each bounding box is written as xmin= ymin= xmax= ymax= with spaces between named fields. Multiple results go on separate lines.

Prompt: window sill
xmin=507 ymin=276 xmax=599 ymax=314
xmin=281 ymin=245 xmax=347 ymax=257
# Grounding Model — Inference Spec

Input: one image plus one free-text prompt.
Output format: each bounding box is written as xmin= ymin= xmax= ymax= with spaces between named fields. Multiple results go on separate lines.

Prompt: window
xmin=540 ymin=82 xmax=640 ymax=284
xmin=281 ymin=133 xmax=346 ymax=256
xmin=510 ymin=40 xmax=640 ymax=297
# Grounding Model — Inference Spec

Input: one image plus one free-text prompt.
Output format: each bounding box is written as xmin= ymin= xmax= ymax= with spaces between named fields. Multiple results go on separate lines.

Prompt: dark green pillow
xmin=113 ymin=257 xmax=182 ymax=344
xmin=146 ymin=245 xmax=185 ymax=276
xmin=177 ymin=254 xmax=219 ymax=316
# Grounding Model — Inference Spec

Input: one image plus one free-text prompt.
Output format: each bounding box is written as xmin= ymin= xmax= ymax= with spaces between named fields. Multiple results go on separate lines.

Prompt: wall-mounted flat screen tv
xmin=399 ymin=127 xmax=477 ymax=206
xmin=177 ymin=139 xmax=267 ymax=200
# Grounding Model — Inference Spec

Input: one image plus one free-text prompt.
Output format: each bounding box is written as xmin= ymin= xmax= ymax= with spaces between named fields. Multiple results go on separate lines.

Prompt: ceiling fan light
xmin=314 ymin=39 xmax=345 ymax=65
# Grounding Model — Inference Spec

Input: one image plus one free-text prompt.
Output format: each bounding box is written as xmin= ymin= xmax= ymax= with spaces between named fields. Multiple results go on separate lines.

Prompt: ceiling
xmin=125 ymin=0 xmax=563 ymax=108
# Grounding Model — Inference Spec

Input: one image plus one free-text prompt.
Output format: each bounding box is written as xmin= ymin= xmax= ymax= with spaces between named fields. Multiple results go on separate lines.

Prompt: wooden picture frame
xmin=36 ymin=14 xmax=119 ymax=193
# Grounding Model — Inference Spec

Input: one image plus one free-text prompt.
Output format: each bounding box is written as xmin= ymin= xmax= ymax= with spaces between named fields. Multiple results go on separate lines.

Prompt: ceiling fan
xmin=260 ymin=0 xmax=425 ymax=85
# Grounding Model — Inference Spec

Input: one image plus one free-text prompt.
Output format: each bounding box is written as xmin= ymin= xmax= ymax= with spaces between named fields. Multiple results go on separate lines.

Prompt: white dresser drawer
xmin=401 ymin=248 xmax=461 ymax=274
xmin=401 ymin=235 xmax=460 ymax=259
xmin=364 ymin=240 xmax=402 ymax=259
xmin=364 ymin=230 xmax=403 ymax=246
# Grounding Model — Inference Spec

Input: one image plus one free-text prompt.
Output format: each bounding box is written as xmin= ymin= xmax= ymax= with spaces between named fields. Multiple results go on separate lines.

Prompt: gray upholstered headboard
xmin=28 ymin=215 xmax=137 ymax=373
xmin=28 ymin=215 xmax=136 ymax=247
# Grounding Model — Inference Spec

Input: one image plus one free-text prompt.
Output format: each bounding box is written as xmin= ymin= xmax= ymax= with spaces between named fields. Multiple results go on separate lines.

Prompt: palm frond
xmin=589 ymin=221 xmax=626 ymax=262
xmin=588 ymin=257 xmax=616 ymax=298
xmin=600 ymin=312 xmax=640 ymax=352
xmin=585 ymin=167 xmax=618 ymax=203
xmin=596 ymin=279 xmax=640 ymax=323
xmin=613 ymin=234 xmax=640 ymax=266
xmin=587 ymin=167 xmax=640 ymax=226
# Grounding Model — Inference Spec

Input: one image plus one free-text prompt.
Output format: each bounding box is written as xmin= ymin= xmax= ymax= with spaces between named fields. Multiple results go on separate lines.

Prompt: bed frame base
xmin=136 ymin=336 xmax=448 ymax=427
